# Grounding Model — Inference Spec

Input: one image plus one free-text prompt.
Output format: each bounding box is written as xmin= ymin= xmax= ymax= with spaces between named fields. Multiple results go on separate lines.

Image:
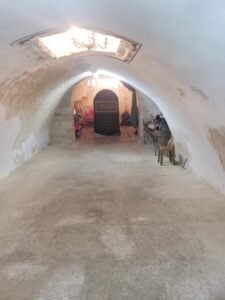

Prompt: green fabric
xmin=121 ymin=81 xmax=138 ymax=128
xmin=130 ymin=91 xmax=138 ymax=128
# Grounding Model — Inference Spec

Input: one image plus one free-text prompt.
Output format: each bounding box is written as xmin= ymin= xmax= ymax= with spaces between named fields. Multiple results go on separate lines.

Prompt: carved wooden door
xmin=94 ymin=89 xmax=120 ymax=136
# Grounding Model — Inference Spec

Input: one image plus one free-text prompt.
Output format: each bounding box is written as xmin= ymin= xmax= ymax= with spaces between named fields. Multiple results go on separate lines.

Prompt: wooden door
xmin=94 ymin=89 xmax=120 ymax=136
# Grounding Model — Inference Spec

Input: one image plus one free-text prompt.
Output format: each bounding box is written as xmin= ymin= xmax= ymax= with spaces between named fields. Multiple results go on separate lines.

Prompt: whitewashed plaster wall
xmin=0 ymin=0 xmax=225 ymax=194
xmin=0 ymin=56 xmax=93 ymax=178
xmin=49 ymin=88 xmax=74 ymax=145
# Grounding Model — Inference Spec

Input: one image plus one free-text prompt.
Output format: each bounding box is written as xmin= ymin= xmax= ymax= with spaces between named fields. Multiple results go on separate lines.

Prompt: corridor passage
xmin=0 ymin=142 xmax=225 ymax=299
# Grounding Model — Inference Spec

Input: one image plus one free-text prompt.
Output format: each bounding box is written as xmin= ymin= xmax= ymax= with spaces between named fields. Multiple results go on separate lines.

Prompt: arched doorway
xmin=94 ymin=89 xmax=120 ymax=136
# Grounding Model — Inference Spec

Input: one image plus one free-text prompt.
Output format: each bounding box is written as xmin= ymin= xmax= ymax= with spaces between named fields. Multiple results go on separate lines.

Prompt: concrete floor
xmin=81 ymin=126 xmax=138 ymax=142
xmin=0 ymin=141 xmax=225 ymax=299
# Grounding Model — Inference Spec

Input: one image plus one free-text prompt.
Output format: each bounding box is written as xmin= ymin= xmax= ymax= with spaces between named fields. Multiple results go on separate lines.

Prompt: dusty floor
xmin=0 ymin=141 xmax=225 ymax=299
xmin=81 ymin=126 xmax=138 ymax=142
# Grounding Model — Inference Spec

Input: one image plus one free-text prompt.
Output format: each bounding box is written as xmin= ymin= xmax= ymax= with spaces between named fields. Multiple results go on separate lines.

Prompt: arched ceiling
xmin=0 ymin=0 xmax=225 ymax=193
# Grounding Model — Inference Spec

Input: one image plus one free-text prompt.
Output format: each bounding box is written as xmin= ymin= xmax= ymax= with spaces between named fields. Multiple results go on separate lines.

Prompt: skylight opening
xmin=37 ymin=27 xmax=141 ymax=63
xmin=40 ymin=27 xmax=121 ymax=58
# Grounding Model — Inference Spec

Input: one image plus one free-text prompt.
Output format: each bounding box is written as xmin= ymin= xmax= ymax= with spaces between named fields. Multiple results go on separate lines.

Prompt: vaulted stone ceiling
xmin=0 ymin=0 xmax=225 ymax=193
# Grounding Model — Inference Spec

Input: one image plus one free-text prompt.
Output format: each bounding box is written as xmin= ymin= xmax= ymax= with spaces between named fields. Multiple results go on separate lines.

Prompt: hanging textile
xmin=121 ymin=81 xmax=138 ymax=128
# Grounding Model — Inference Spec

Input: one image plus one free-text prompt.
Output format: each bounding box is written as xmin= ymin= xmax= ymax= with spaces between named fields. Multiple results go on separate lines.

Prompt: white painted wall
xmin=0 ymin=69 xmax=93 ymax=178
xmin=0 ymin=105 xmax=21 ymax=178
xmin=0 ymin=0 xmax=225 ymax=194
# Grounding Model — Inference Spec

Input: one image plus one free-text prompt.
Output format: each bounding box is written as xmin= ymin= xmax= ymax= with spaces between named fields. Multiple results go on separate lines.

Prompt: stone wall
xmin=50 ymin=88 xmax=74 ymax=144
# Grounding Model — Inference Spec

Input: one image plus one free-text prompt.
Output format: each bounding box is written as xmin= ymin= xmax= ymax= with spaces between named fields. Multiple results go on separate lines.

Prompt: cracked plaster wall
xmin=0 ymin=56 xmax=92 ymax=178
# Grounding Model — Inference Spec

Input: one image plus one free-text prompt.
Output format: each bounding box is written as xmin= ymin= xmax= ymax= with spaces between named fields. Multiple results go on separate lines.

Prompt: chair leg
xmin=172 ymin=150 xmax=175 ymax=165
xmin=160 ymin=150 xmax=164 ymax=165
xmin=158 ymin=150 xmax=160 ymax=163
xmin=169 ymin=151 xmax=172 ymax=162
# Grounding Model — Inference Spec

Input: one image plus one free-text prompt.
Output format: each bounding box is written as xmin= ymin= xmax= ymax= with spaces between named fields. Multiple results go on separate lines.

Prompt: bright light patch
xmin=88 ymin=77 xmax=121 ymax=89
xmin=11 ymin=26 xmax=141 ymax=63
xmin=40 ymin=27 xmax=121 ymax=58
